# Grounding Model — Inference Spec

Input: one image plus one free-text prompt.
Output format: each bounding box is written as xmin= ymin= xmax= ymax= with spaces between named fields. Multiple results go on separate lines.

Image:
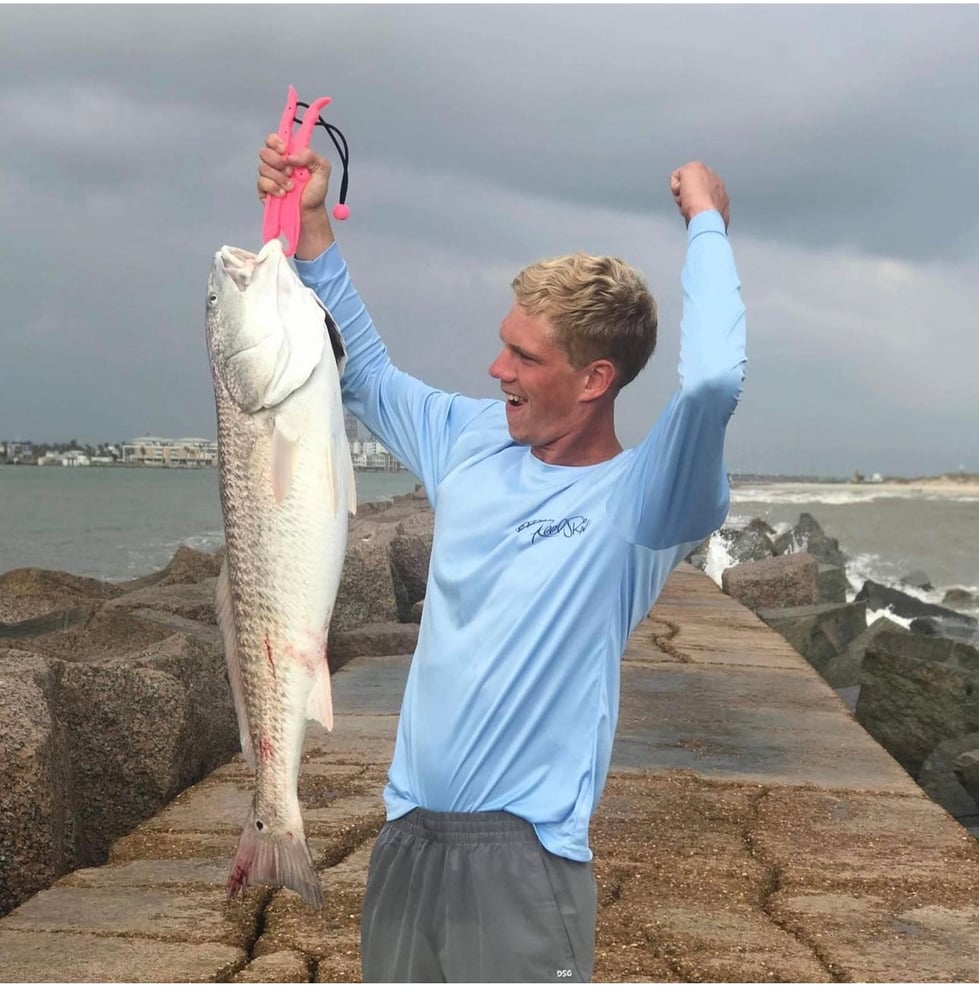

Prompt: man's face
xmin=488 ymin=304 xmax=592 ymax=455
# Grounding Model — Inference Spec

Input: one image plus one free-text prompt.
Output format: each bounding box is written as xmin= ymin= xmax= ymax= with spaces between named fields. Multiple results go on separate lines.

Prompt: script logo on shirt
xmin=516 ymin=516 xmax=590 ymax=545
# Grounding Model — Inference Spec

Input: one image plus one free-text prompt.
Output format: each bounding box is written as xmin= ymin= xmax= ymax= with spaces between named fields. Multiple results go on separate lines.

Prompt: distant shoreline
xmin=732 ymin=475 xmax=979 ymax=499
xmin=0 ymin=463 xmax=411 ymax=474
xmin=5 ymin=463 xmax=976 ymax=489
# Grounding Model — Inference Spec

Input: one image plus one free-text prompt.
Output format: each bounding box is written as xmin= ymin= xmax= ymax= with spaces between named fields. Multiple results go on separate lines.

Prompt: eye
xmin=208 ymin=292 xmax=218 ymax=305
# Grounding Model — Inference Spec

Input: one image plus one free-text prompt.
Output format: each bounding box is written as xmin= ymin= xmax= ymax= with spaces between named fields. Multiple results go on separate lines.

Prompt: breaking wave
xmin=732 ymin=485 xmax=918 ymax=506
xmin=702 ymin=517 xmax=978 ymax=633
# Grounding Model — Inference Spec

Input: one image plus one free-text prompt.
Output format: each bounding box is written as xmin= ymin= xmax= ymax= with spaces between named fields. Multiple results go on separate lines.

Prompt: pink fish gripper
xmin=263 ymin=85 xmax=351 ymax=256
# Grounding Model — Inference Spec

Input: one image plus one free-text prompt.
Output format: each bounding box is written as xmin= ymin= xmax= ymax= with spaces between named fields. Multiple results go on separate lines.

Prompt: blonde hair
xmin=511 ymin=253 xmax=657 ymax=391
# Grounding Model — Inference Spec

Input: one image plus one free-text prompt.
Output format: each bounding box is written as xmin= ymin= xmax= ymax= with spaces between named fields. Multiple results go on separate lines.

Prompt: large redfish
xmin=206 ymin=239 xmax=355 ymax=907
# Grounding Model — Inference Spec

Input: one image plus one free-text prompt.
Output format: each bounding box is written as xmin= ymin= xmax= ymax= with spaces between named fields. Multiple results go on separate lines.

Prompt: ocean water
xmin=2 ymin=469 xmax=977 ymax=617
xmin=0 ymin=465 xmax=420 ymax=582
xmin=704 ymin=482 xmax=979 ymax=622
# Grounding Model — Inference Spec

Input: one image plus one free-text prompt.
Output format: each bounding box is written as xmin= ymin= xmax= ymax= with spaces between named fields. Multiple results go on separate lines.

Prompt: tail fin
xmin=226 ymin=808 xmax=323 ymax=909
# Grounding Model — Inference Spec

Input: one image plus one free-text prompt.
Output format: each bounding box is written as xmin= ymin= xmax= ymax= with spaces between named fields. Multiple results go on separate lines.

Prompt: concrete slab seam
xmin=742 ymin=787 xmax=847 ymax=984
xmin=238 ymin=811 xmax=383 ymax=981
xmin=648 ymin=618 xmax=693 ymax=664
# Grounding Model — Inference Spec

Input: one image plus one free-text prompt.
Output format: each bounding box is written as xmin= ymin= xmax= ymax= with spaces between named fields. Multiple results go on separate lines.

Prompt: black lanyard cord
xmin=296 ymin=101 xmax=350 ymax=208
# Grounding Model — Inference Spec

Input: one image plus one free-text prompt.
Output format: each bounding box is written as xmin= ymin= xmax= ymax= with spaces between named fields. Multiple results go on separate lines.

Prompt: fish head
xmin=206 ymin=239 xmax=333 ymax=413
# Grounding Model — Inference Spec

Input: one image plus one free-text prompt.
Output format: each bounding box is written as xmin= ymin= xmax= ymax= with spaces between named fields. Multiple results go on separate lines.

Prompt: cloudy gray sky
xmin=2 ymin=4 xmax=977 ymax=477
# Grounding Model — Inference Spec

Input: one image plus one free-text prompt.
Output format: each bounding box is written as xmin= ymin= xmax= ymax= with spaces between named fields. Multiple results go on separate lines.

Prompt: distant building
xmin=5 ymin=441 xmax=34 ymax=463
xmin=38 ymin=449 xmax=91 ymax=467
xmin=349 ymin=436 xmax=406 ymax=472
xmin=123 ymin=436 xmax=217 ymax=467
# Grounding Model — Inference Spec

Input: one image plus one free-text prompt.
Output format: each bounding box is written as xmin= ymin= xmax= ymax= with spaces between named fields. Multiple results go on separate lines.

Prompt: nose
xmin=488 ymin=348 xmax=510 ymax=382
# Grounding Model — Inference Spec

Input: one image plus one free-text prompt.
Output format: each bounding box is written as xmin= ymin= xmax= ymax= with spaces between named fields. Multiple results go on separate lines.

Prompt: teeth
xmin=506 ymin=393 xmax=522 ymax=404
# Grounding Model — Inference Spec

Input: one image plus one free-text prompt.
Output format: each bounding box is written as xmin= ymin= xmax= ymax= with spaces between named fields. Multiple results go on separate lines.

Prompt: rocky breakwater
xmin=0 ymin=488 xmax=431 ymax=919
xmin=0 ymin=547 xmax=238 ymax=918
xmin=690 ymin=514 xmax=979 ymax=838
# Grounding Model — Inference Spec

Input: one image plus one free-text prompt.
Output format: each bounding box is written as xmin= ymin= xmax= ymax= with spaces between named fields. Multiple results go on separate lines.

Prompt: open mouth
xmin=504 ymin=392 xmax=526 ymax=410
xmin=217 ymin=246 xmax=259 ymax=292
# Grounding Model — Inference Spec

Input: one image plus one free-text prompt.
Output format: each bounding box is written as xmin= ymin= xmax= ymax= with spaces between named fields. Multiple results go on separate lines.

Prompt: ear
xmin=580 ymin=359 xmax=618 ymax=401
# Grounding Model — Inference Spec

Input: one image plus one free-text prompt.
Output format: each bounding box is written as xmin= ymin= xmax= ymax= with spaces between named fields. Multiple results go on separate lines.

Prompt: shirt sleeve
xmin=294 ymin=245 xmax=493 ymax=496
xmin=607 ymin=209 xmax=747 ymax=551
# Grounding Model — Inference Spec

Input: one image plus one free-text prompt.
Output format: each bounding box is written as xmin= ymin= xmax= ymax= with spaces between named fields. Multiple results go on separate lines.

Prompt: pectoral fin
xmin=272 ymin=415 xmax=301 ymax=505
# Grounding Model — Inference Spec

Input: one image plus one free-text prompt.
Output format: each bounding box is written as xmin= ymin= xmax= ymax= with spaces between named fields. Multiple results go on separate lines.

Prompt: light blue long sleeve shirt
xmin=295 ymin=210 xmax=746 ymax=860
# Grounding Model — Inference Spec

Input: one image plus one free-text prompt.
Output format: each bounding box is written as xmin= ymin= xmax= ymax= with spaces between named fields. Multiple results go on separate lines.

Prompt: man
xmin=257 ymin=138 xmax=746 ymax=983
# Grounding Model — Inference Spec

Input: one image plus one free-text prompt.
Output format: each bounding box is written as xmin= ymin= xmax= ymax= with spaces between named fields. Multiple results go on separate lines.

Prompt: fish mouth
xmin=216 ymin=241 xmax=284 ymax=293
xmin=215 ymin=246 xmax=259 ymax=293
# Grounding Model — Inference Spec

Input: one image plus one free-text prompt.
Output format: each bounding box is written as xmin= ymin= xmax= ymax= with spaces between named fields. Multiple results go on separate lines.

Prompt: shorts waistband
xmin=389 ymin=808 xmax=539 ymax=846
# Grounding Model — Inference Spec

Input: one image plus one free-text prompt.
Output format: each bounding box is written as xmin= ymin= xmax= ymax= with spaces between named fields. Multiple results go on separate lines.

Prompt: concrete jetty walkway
xmin=1 ymin=564 xmax=977 ymax=983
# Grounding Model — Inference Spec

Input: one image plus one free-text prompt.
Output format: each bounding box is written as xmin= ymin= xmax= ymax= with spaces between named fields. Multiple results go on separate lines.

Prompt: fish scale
xmin=206 ymin=239 xmax=355 ymax=908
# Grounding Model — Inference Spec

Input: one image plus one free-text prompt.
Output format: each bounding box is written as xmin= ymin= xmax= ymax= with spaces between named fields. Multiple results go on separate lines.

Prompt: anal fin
xmin=305 ymin=657 xmax=334 ymax=733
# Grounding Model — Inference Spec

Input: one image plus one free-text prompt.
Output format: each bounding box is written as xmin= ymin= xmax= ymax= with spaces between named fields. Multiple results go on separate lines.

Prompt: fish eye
xmin=208 ymin=292 xmax=218 ymax=305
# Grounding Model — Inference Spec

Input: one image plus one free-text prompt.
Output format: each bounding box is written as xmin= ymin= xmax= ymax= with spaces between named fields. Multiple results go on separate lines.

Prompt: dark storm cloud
xmin=1 ymin=5 xmax=977 ymax=476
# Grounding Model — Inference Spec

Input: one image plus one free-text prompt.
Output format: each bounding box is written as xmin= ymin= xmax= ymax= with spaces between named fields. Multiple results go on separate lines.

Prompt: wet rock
xmin=943 ymin=588 xmax=977 ymax=608
xmin=855 ymin=632 xmax=979 ymax=777
xmin=819 ymin=617 xmax=908 ymax=689
xmin=685 ymin=537 xmax=710 ymax=572
xmin=900 ymin=570 xmax=933 ymax=592
xmin=918 ymin=732 xmax=979 ymax=822
xmin=722 ymin=553 xmax=820 ymax=612
xmin=954 ymin=749 xmax=979 ymax=802
xmin=773 ymin=512 xmax=846 ymax=569
xmin=817 ymin=563 xmax=848 ymax=604
xmin=719 ymin=520 xmax=775 ymax=564
xmin=909 ymin=616 xmax=979 ymax=645
xmin=854 ymin=581 xmax=976 ymax=626
xmin=756 ymin=602 xmax=867 ymax=672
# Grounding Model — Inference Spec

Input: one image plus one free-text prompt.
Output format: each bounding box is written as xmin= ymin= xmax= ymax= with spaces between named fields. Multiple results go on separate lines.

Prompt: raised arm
xmin=255 ymin=136 xmax=492 ymax=493
xmin=609 ymin=162 xmax=746 ymax=551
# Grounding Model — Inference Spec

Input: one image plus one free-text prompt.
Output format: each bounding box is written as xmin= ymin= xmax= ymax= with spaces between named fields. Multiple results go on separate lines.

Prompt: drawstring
xmin=296 ymin=100 xmax=350 ymax=218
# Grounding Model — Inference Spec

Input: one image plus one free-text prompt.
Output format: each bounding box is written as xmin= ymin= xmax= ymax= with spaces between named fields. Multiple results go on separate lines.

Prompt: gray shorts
xmin=360 ymin=808 xmax=597 ymax=983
